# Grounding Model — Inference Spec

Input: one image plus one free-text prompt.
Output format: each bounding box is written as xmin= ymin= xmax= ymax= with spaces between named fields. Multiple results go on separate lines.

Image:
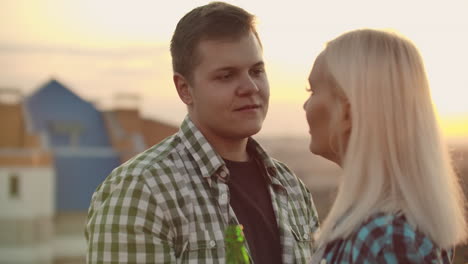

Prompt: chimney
xmin=0 ymin=88 xmax=23 ymax=105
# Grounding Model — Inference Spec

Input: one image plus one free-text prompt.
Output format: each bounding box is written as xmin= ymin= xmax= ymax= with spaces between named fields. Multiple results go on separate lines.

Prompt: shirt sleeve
xmin=276 ymin=160 xmax=320 ymax=233
xmin=372 ymin=229 xmax=450 ymax=264
xmin=304 ymin=185 xmax=320 ymax=233
xmin=85 ymin=176 xmax=176 ymax=263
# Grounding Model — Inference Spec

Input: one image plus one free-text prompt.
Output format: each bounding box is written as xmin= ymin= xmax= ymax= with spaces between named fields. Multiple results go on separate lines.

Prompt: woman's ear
xmin=173 ymin=73 xmax=193 ymax=105
xmin=342 ymin=101 xmax=352 ymax=134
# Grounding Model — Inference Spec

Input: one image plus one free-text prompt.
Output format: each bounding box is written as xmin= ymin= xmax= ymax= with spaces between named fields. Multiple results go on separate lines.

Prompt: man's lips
xmin=234 ymin=104 xmax=261 ymax=111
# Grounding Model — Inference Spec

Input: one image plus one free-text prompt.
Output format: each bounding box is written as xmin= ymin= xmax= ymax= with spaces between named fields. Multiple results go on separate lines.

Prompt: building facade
xmin=0 ymin=81 xmax=178 ymax=264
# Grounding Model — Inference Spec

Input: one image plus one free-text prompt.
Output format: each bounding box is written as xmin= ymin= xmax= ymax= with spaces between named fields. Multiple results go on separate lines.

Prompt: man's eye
xmin=216 ymin=73 xmax=232 ymax=80
xmin=251 ymin=68 xmax=264 ymax=76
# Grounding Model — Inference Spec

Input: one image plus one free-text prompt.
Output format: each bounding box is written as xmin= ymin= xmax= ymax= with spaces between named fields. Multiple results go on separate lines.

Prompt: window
xmin=48 ymin=121 xmax=84 ymax=147
xmin=9 ymin=173 xmax=19 ymax=198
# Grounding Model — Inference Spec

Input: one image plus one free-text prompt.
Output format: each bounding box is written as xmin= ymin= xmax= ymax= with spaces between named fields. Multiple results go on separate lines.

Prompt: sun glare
xmin=441 ymin=117 xmax=468 ymax=138
xmin=1 ymin=0 xmax=467 ymax=137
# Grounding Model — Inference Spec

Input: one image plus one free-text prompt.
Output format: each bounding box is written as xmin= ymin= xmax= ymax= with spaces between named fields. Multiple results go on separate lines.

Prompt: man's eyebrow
xmin=212 ymin=66 xmax=236 ymax=72
xmin=252 ymin=61 xmax=265 ymax=68
xmin=212 ymin=61 xmax=265 ymax=72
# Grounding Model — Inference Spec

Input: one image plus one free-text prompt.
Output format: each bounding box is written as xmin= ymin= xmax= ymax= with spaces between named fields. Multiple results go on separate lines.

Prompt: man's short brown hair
xmin=170 ymin=2 xmax=261 ymax=82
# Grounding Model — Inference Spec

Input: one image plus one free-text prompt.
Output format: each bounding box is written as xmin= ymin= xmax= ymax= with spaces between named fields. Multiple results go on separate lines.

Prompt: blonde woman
xmin=304 ymin=29 xmax=467 ymax=263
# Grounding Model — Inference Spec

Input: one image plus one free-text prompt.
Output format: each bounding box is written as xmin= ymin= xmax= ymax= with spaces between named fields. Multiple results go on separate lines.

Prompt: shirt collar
xmin=246 ymin=137 xmax=279 ymax=180
xmin=177 ymin=115 xmax=279 ymax=182
xmin=177 ymin=115 xmax=225 ymax=181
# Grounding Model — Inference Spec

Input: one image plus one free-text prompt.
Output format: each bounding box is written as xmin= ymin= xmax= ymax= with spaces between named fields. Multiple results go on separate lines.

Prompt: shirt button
xmin=220 ymin=193 xmax=228 ymax=202
xmin=303 ymin=233 xmax=309 ymax=240
xmin=209 ymin=240 xmax=216 ymax=248
xmin=219 ymin=170 xmax=228 ymax=178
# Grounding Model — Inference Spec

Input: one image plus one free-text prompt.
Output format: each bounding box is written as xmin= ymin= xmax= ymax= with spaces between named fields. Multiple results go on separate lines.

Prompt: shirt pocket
xmin=180 ymin=228 xmax=225 ymax=263
xmin=291 ymin=224 xmax=314 ymax=242
xmin=290 ymin=224 xmax=315 ymax=262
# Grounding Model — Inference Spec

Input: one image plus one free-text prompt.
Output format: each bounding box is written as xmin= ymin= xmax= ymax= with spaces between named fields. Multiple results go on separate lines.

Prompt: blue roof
xmin=24 ymin=79 xmax=121 ymax=212
xmin=25 ymin=79 xmax=112 ymax=147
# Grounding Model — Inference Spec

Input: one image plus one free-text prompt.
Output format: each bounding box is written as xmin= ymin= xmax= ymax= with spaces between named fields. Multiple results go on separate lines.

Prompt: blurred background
xmin=1 ymin=0 xmax=467 ymax=263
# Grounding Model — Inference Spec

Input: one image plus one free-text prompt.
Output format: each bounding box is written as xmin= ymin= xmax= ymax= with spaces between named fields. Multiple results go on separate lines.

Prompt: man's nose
xmin=237 ymin=74 xmax=259 ymax=96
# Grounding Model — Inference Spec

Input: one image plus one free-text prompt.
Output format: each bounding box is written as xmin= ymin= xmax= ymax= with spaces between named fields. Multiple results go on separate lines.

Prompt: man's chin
xmin=232 ymin=124 xmax=263 ymax=139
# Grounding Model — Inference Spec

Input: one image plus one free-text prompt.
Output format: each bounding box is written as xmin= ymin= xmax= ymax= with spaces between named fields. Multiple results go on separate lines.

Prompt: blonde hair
xmin=317 ymin=29 xmax=467 ymax=249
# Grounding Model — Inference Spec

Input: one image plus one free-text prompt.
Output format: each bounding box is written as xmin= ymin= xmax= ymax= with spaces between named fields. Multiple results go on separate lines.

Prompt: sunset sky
xmin=1 ymin=0 xmax=467 ymax=138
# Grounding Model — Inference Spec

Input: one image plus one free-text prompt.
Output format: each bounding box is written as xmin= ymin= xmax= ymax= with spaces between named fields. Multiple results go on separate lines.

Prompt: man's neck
xmin=189 ymin=115 xmax=252 ymax=162
xmin=207 ymin=134 xmax=250 ymax=162
xmin=195 ymin=128 xmax=250 ymax=162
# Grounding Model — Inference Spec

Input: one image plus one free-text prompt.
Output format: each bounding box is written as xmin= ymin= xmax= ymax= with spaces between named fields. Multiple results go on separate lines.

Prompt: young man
xmin=85 ymin=2 xmax=319 ymax=263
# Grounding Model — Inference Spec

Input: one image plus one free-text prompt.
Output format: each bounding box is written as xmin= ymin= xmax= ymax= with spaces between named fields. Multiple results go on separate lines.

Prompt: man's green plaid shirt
xmin=85 ymin=116 xmax=319 ymax=263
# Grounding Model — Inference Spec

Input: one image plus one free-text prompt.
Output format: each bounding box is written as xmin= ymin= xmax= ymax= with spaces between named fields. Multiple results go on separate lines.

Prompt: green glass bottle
xmin=224 ymin=225 xmax=250 ymax=264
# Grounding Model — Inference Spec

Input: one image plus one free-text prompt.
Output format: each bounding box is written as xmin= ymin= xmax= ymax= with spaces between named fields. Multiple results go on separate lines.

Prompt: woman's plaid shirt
xmin=316 ymin=213 xmax=453 ymax=264
xmin=85 ymin=116 xmax=320 ymax=263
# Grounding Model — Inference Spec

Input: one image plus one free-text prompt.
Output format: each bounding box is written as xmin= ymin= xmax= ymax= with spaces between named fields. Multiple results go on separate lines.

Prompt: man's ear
xmin=173 ymin=73 xmax=193 ymax=105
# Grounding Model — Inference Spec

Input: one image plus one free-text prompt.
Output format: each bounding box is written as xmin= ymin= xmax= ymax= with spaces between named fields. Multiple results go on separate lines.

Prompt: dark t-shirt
xmin=224 ymin=158 xmax=283 ymax=264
